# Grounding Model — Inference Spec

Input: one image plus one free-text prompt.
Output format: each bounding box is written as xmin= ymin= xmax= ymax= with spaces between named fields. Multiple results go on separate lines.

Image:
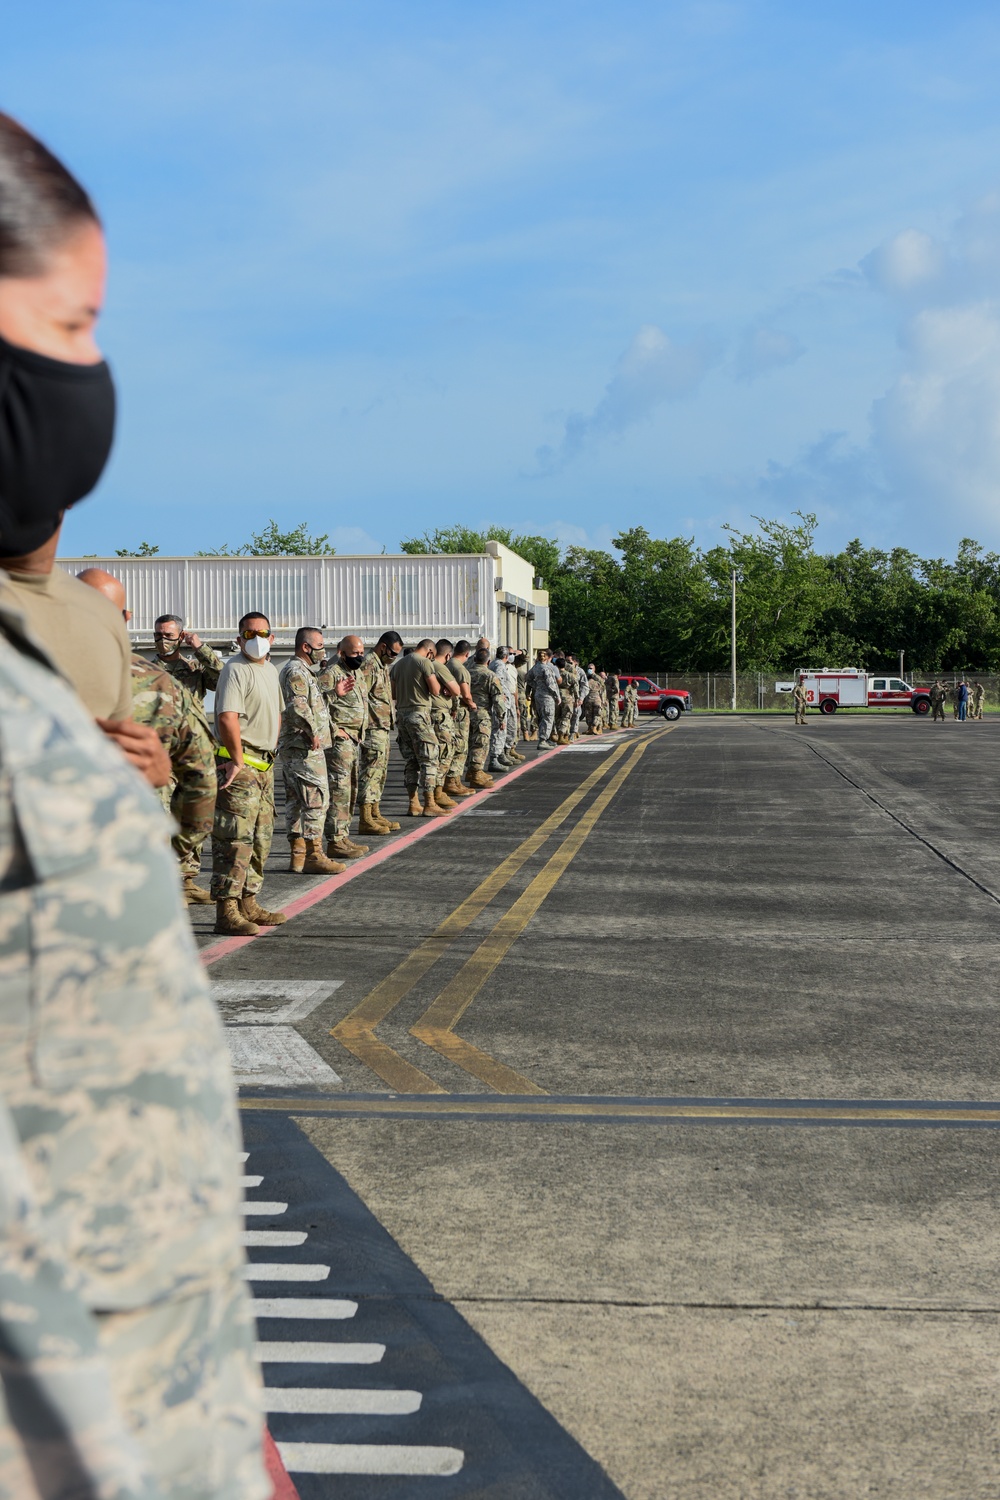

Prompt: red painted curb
xmin=264 ymin=1429 xmax=300 ymax=1499
xmin=200 ymin=745 xmax=571 ymax=967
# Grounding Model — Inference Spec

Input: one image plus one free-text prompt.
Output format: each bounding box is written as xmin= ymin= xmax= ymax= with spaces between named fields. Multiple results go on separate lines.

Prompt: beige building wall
xmin=486 ymin=541 xmax=547 ymax=655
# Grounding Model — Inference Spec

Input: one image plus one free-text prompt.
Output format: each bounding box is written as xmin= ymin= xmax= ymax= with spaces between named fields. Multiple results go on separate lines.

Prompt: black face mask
xmin=341 ymin=652 xmax=364 ymax=671
xmin=0 ymin=333 xmax=116 ymax=559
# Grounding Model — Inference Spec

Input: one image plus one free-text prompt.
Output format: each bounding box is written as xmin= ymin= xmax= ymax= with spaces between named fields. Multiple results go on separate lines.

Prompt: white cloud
xmin=735 ymin=325 xmax=804 ymax=381
xmin=861 ymin=229 xmax=946 ymax=297
xmin=535 ymin=324 xmax=719 ymax=471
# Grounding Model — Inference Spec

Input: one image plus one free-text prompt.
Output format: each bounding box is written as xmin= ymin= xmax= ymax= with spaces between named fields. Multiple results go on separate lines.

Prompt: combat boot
xmin=358 ymin=802 xmax=391 ymax=837
xmin=407 ymin=790 xmax=422 ymax=816
xmin=374 ymin=802 xmax=401 ymax=831
xmin=214 ymin=898 xmax=259 ymax=936
xmin=443 ymin=775 xmax=474 ymax=799
xmin=507 ymin=748 xmax=525 ymax=763
xmin=434 ymin=786 xmax=458 ymax=809
xmin=240 ymin=893 xmax=287 ymax=926
xmin=183 ymin=877 xmax=213 ymax=905
xmin=467 ymin=769 xmax=492 ymax=788
xmin=287 ymin=837 xmax=306 ymax=873
xmin=420 ymin=787 xmax=446 ymax=816
xmin=327 ymin=837 xmax=369 ymax=860
xmin=303 ymin=840 xmax=345 ymax=874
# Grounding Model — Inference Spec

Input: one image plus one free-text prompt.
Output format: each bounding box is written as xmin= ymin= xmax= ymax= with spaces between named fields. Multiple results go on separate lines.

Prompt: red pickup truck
xmin=618 ymin=675 xmax=692 ymax=721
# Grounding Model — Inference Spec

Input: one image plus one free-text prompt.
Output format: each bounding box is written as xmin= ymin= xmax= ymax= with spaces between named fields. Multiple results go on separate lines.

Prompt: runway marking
xmin=213 ymin=978 xmax=343 ymax=1024
xmin=410 ymin=735 xmax=662 ymax=1092
xmin=243 ymin=1201 xmax=288 ymax=1216
xmin=242 ymin=1262 xmax=330 ymax=1281
xmin=252 ymin=1297 xmax=357 ymax=1319
xmin=264 ymin=1387 xmax=422 ymax=1415
xmin=238 ymin=1092 xmax=1000 ymax=1128
xmin=275 ymin=1442 xmax=464 ymax=1477
xmin=256 ymin=1340 xmax=385 ymax=1364
xmin=242 ymin=1229 xmax=308 ymax=1247
xmin=330 ymin=736 xmax=640 ymax=1092
xmin=241 ymin=1174 xmax=263 ymax=1187
xmin=226 ymin=1025 xmax=343 ymax=1089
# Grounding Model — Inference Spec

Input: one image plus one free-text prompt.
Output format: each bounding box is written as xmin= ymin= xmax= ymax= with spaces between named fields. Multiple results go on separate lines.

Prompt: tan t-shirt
xmin=3 ymin=566 xmax=133 ymax=720
xmin=393 ymin=651 xmax=437 ymax=716
xmin=214 ymin=655 xmax=282 ymax=755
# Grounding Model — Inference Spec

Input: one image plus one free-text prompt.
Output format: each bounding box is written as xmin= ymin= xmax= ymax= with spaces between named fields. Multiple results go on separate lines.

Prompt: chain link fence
xmin=634 ymin=671 xmax=1000 ymax=711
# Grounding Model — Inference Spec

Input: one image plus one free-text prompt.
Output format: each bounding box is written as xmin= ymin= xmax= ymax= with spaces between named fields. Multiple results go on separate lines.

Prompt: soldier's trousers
xmin=170 ymin=765 xmax=216 ymax=879
xmin=211 ymin=763 xmax=275 ymax=900
xmin=932 ymin=703 xmax=945 ymax=720
xmin=398 ymin=709 xmax=439 ymax=791
xmin=519 ymin=695 xmax=531 ymax=738
xmin=324 ymin=736 xmax=359 ymax=842
xmin=569 ymin=701 xmax=583 ymax=738
xmin=555 ymin=695 xmax=574 ymax=739
xmin=358 ymin=726 xmax=391 ymax=805
xmin=431 ymin=707 xmax=456 ymax=786
xmin=467 ymin=707 xmax=492 ymax=771
xmin=533 ymin=692 xmax=557 ymax=745
xmin=623 ymin=703 xmax=637 ymax=728
xmin=281 ymin=746 xmax=329 ymax=840
xmin=584 ymin=699 xmax=601 ymax=732
xmin=488 ymin=709 xmax=507 ymax=765
xmin=452 ymin=706 xmax=470 ymax=779
xmin=608 ymin=700 xmax=621 ymax=728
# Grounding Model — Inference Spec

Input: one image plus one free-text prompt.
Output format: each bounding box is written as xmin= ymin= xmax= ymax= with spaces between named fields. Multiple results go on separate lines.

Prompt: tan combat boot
xmin=287 ymin=837 xmax=307 ymax=872
xmin=326 ymin=837 xmax=369 ymax=860
xmin=303 ymin=840 xmax=345 ymax=874
xmin=358 ymin=803 xmax=390 ymax=837
xmin=434 ymin=785 xmax=458 ymax=809
xmin=507 ymin=749 xmax=525 ymax=763
xmin=240 ymin=893 xmax=287 ymax=926
xmin=214 ymin=898 xmax=259 ymax=936
xmin=407 ymin=790 xmax=422 ymax=816
xmin=374 ymin=802 xmax=400 ymax=831
xmin=467 ymin=769 xmax=492 ymax=788
xmin=420 ymin=787 xmax=446 ymax=816
xmin=183 ymin=877 xmax=213 ymax=905
xmin=443 ymin=775 xmax=474 ymax=799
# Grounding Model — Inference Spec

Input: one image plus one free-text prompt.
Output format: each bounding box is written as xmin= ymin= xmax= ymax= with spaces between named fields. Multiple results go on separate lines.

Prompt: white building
xmin=57 ymin=541 xmax=550 ymax=653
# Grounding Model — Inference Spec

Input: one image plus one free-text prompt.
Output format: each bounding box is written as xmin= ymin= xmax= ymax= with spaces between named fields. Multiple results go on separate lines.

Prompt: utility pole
xmin=731 ymin=569 xmax=737 ymax=711
xmin=899 ymin=650 xmax=905 ymax=680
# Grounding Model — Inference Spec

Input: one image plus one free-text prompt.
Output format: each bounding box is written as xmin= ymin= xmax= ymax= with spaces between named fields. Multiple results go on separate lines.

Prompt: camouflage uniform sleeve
xmin=194 ymin=643 xmax=223 ymax=691
xmin=281 ymin=661 xmax=319 ymax=745
xmin=0 ymin=1096 xmax=155 ymax=1500
xmin=167 ymin=699 xmax=216 ymax=848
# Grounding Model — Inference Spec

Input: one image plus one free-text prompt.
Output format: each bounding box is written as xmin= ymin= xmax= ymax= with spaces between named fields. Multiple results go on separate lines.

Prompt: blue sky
xmin=8 ymin=0 xmax=1000 ymax=560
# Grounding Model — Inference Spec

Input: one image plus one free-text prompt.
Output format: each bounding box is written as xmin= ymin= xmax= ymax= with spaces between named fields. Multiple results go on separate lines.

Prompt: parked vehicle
xmin=796 ymin=669 xmax=932 ymax=715
xmin=618 ymin=675 xmax=692 ymax=721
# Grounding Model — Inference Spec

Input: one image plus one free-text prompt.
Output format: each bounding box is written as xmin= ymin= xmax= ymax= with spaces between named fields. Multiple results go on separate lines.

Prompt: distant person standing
xmin=930 ymin=680 xmax=946 ymax=721
xmin=318 ymin=634 xmax=370 ymax=860
xmin=395 ymin=638 xmax=445 ymax=815
xmin=211 ymin=611 xmax=287 ymax=934
xmin=467 ymin=646 xmax=504 ymax=785
xmin=972 ymin=680 xmax=986 ymax=720
xmin=957 ymin=679 xmax=969 ymax=721
xmin=526 ymin=647 xmax=561 ymax=752
xmin=793 ymin=677 xmax=808 ymax=726
xmin=357 ymin=630 xmax=403 ymax=835
xmin=606 ymin=670 xmax=621 ymax=729
xmin=152 ymin=613 xmax=223 ymax=701
xmin=623 ymin=679 xmax=639 ymax=727
xmin=278 ymin=627 xmax=344 ymax=875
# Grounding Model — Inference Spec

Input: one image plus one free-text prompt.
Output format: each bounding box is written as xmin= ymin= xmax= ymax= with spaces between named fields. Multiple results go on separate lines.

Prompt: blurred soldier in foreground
xmin=357 ymin=629 xmax=403 ymax=835
xmin=0 ymin=110 xmax=266 ymax=1498
xmin=526 ymin=647 xmax=561 ymax=752
xmin=394 ymin=637 xmax=444 ymax=814
xmin=793 ymin=677 xmax=808 ymax=726
xmin=78 ymin=568 xmax=217 ymax=905
xmin=278 ymin=626 xmax=344 ymax=874
xmin=152 ymin=613 xmax=223 ymax=702
xmin=466 ymin=646 xmax=500 ymax=788
xmin=318 ymin=633 xmax=370 ymax=859
xmin=211 ymin=609 xmax=287 ymax=934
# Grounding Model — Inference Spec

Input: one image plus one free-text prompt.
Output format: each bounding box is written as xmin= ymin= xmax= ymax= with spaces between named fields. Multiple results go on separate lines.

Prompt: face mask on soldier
xmin=342 ymin=652 xmax=364 ymax=670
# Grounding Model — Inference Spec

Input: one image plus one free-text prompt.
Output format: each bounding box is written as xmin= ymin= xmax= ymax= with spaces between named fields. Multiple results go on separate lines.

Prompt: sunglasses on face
xmin=241 ymin=628 xmax=270 ymax=640
xmin=153 ymin=632 xmax=178 ymax=642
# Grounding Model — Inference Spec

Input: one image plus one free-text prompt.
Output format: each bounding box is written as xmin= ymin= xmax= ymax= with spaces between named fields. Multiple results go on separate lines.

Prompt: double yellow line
xmin=332 ymin=729 xmax=670 ymax=1093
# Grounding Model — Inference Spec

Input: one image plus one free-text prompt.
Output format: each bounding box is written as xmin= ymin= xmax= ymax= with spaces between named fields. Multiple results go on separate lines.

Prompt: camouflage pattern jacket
xmin=469 ymin=663 xmax=505 ymax=718
xmin=152 ymin=641 xmax=223 ymax=702
xmin=360 ymin=648 xmax=394 ymax=732
xmin=318 ymin=659 xmax=369 ymax=742
xmin=131 ymin=654 xmax=216 ymax=815
xmin=278 ymin=656 xmax=332 ymax=754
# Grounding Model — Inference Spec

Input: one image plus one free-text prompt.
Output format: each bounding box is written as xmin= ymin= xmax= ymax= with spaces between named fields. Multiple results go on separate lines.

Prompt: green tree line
xmin=401 ymin=517 xmax=1000 ymax=674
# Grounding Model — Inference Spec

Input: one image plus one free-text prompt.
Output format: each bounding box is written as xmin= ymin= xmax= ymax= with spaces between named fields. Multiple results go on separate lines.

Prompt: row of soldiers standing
xmin=524 ymin=651 xmax=638 ymax=749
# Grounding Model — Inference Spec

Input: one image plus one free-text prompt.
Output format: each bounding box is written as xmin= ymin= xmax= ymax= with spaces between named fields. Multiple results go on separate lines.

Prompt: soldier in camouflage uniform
xmin=514 ymin=652 xmax=532 ymax=739
xmin=151 ymin=613 xmax=223 ymax=701
xmin=431 ymin=640 xmax=466 ymax=808
xmin=318 ymin=633 xmax=370 ymax=859
xmin=278 ymin=627 xmax=344 ymax=874
xmin=554 ymin=654 xmax=578 ymax=744
xmin=622 ymin=678 xmax=639 ymax=727
xmin=526 ymin=649 xmax=561 ymax=751
xmin=793 ymin=677 xmax=809 ymax=725
xmin=606 ymin=670 xmax=621 ymax=729
xmin=394 ymin=640 xmax=445 ymax=814
xmin=570 ymin=658 xmax=589 ymax=739
xmin=446 ymin=640 xmax=477 ymax=799
xmin=357 ymin=630 xmax=403 ymax=837
xmin=584 ymin=672 xmax=605 ymax=733
xmin=468 ymin=646 xmax=505 ymax=786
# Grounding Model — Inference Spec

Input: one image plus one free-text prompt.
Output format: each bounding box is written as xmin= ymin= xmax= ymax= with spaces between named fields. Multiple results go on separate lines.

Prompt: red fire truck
xmin=796 ymin=669 xmax=932 ymax=716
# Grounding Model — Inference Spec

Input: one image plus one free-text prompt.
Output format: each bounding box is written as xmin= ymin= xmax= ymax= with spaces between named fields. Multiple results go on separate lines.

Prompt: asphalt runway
xmin=200 ymin=714 xmax=1000 ymax=1499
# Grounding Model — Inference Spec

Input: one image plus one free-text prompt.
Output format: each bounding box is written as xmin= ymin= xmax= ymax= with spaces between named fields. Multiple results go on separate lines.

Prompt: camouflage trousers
xmin=518 ymin=694 xmax=531 ymax=738
xmin=452 ymin=705 xmax=470 ymax=777
xmin=608 ymin=699 xmax=621 ymax=728
xmin=163 ymin=759 xmax=216 ymax=879
xmin=210 ymin=762 xmax=275 ymax=900
xmin=467 ymin=706 xmax=492 ymax=771
xmin=397 ymin=708 xmax=439 ymax=791
xmin=358 ymin=725 xmax=391 ymax=804
xmin=570 ymin=701 xmax=583 ymax=738
xmin=555 ymin=694 xmax=575 ymax=739
xmin=431 ymin=706 xmax=456 ymax=786
xmin=533 ymin=692 xmax=557 ymax=745
xmin=584 ymin=698 xmax=603 ymax=732
xmin=324 ymin=735 xmax=359 ymax=842
xmin=281 ymin=745 xmax=329 ymax=840
xmin=622 ymin=701 xmax=638 ymax=728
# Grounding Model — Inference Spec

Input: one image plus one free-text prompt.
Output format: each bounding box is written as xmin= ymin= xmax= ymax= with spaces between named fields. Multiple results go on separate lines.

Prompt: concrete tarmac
xmin=204 ymin=716 xmax=1000 ymax=1498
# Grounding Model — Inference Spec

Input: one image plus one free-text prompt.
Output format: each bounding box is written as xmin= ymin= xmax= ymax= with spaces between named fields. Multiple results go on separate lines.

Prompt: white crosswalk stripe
xmin=246 ymin=1156 xmax=466 ymax=1485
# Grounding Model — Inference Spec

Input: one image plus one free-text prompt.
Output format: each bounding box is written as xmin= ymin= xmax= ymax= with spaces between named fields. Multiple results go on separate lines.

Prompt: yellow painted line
xmin=411 ymin=735 xmax=664 ymax=1091
xmin=239 ymin=1095 xmax=1000 ymax=1125
xmin=329 ymin=736 xmax=641 ymax=1091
